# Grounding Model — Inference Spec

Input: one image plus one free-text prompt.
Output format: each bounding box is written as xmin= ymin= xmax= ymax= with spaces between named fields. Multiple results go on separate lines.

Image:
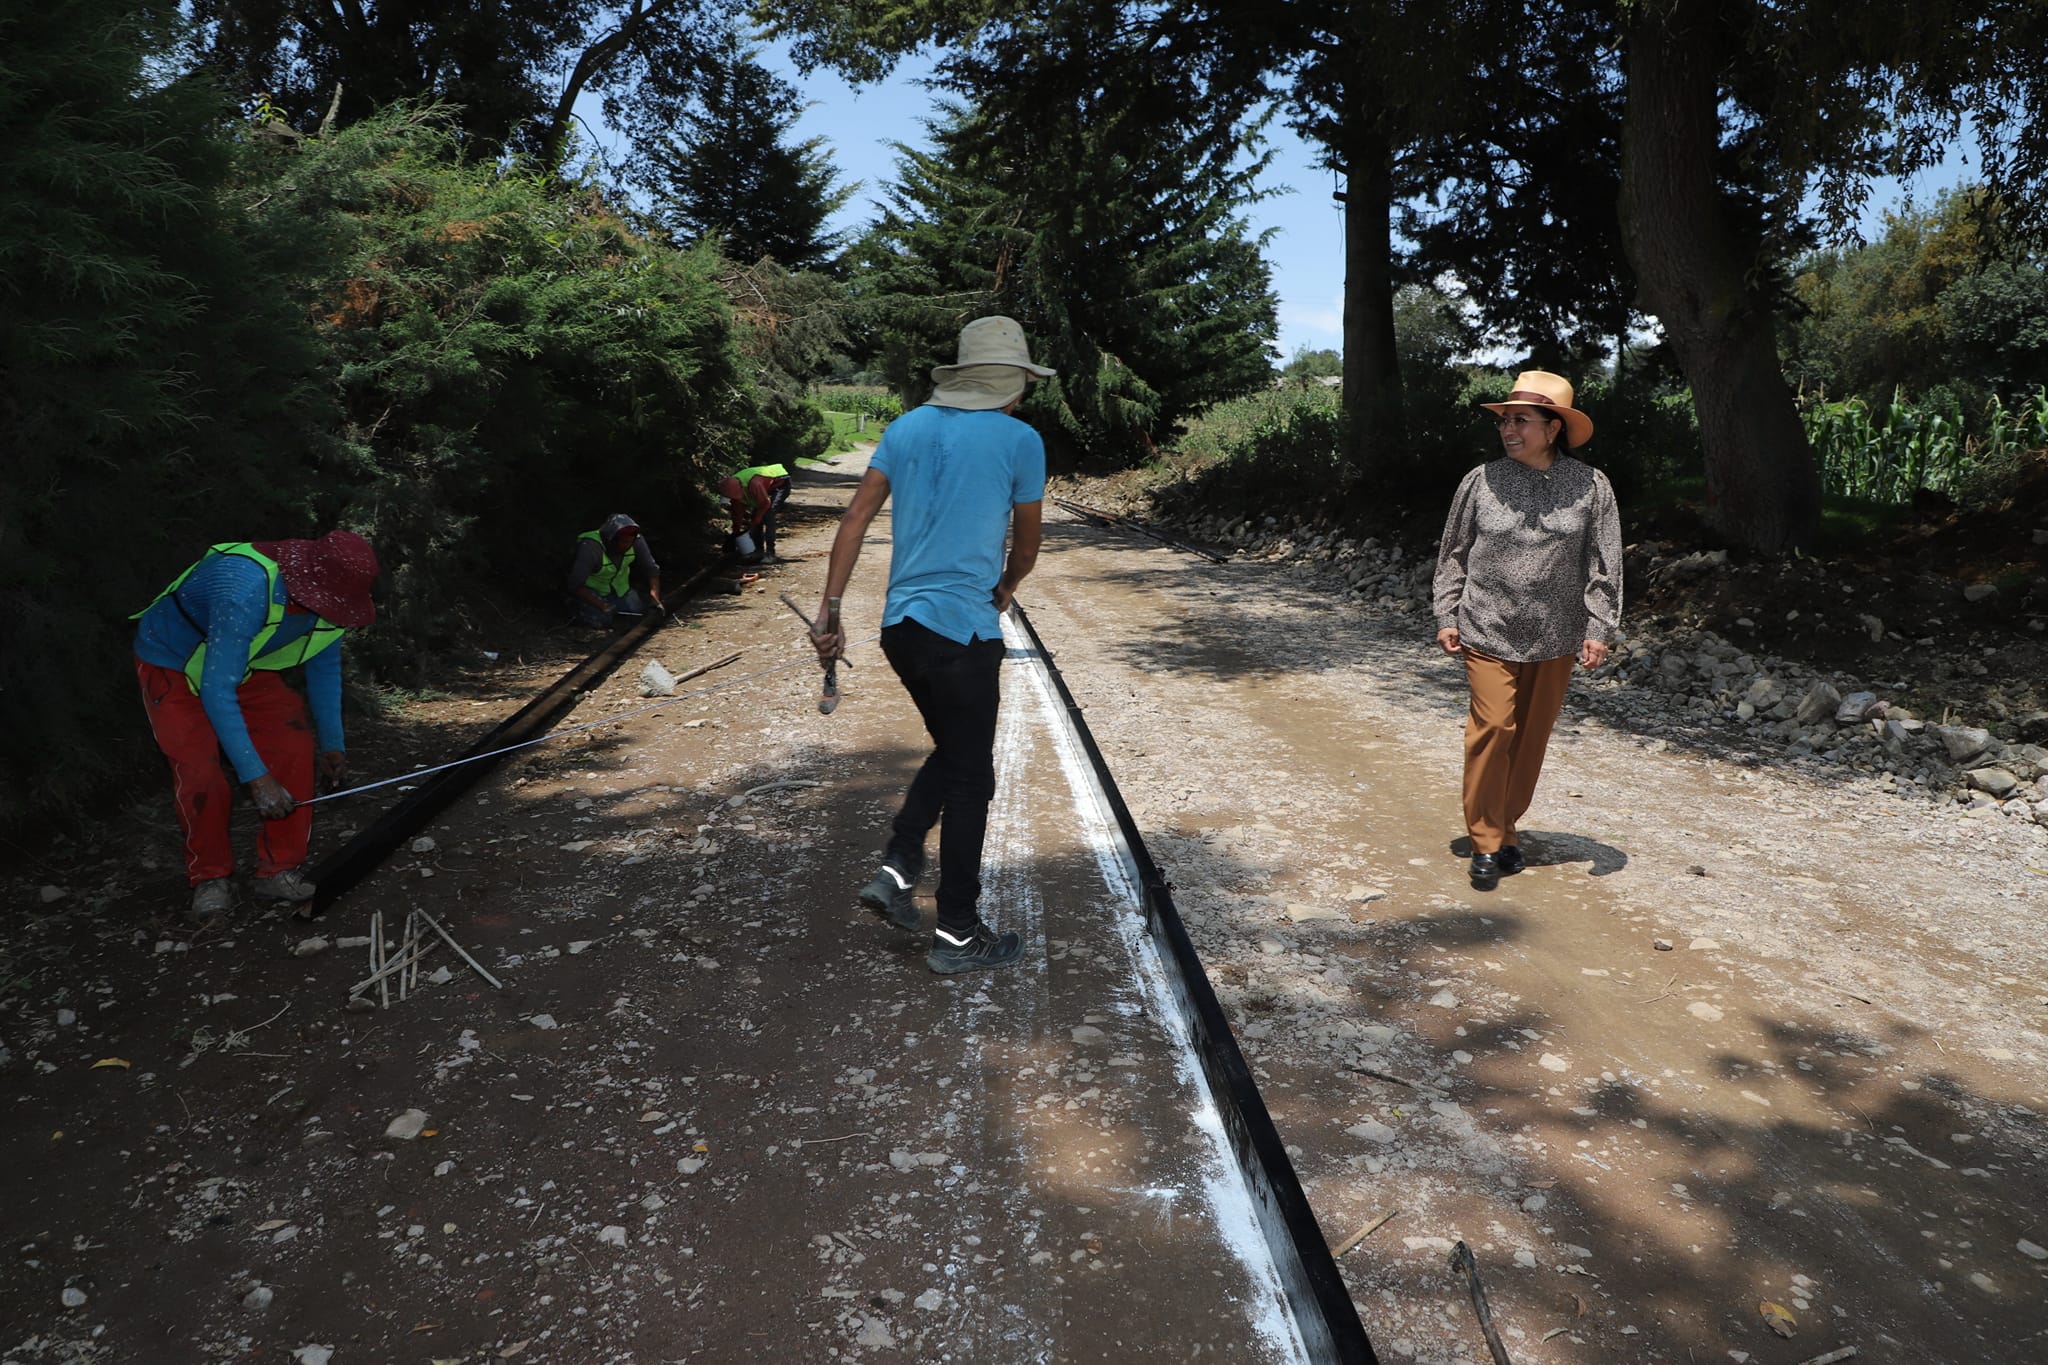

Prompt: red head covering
xmin=253 ymin=530 xmax=380 ymax=627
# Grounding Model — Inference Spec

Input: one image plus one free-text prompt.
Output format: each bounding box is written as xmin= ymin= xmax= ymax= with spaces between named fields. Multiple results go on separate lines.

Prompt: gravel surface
xmin=1032 ymin=478 xmax=2048 ymax=1363
xmin=5 ymin=449 xmax=2046 ymax=1365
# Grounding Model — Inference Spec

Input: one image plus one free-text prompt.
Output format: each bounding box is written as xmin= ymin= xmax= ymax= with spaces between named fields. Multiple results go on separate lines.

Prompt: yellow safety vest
xmin=133 ymin=543 xmax=345 ymax=692
xmin=579 ymin=529 xmax=638 ymax=597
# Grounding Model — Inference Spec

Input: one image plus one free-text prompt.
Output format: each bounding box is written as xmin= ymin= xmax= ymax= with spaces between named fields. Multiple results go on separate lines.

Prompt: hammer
xmin=778 ymin=592 xmax=845 ymax=714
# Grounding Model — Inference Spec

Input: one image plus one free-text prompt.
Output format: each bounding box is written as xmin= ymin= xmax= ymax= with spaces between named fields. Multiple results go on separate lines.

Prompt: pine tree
xmin=636 ymin=31 xmax=852 ymax=271
xmin=851 ymin=20 xmax=1280 ymax=466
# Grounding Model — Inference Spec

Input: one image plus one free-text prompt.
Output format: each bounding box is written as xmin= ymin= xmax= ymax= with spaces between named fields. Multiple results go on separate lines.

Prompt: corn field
xmin=813 ymin=386 xmax=904 ymax=421
xmin=1803 ymin=387 xmax=2048 ymax=504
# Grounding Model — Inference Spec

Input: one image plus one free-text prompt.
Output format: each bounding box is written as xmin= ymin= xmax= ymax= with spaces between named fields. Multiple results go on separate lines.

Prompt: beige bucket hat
xmin=927 ymin=316 xmax=1056 ymax=411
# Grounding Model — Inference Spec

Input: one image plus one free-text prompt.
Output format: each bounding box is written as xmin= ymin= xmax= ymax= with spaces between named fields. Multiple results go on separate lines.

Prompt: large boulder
xmin=1934 ymin=725 xmax=1995 ymax=763
xmin=1966 ymin=767 xmax=2020 ymax=799
xmin=1793 ymin=681 xmax=1843 ymax=726
xmin=1744 ymin=677 xmax=1786 ymax=709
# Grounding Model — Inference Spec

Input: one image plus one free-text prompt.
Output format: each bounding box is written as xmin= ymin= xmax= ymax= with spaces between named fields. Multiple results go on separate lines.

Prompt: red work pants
xmin=1461 ymin=650 xmax=1576 ymax=856
xmin=135 ymin=659 xmax=315 ymax=884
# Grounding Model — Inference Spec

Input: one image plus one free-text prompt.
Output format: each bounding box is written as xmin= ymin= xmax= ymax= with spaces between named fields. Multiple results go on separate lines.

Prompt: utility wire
xmin=303 ymin=637 xmax=877 ymax=807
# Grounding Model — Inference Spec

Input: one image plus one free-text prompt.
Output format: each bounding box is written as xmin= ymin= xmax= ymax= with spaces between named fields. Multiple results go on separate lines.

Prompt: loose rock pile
xmin=1093 ymin=494 xmax=2048 ymax=831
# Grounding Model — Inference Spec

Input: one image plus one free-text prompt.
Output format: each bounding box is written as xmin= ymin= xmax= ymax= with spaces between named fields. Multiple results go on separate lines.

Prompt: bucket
xmin=734 ymin=531 xmax=757 ymax=557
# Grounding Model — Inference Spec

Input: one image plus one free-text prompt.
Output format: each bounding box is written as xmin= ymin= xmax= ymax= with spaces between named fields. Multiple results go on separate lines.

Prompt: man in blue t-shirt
xmin=809 ymin=316 xmax=1051 ymax=975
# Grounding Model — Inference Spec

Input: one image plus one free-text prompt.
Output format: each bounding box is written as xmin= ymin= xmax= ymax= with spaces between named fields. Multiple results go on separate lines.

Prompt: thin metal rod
xmin=301 ymin=648 xmax=778 ymax=807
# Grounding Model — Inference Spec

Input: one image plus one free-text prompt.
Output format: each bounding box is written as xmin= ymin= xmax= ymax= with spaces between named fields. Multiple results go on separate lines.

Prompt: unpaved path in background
xmin=1025 ymin=490 xmax=2048 ymax=1364
xmin=5 ymin=445 xmax=2048 ymax=1365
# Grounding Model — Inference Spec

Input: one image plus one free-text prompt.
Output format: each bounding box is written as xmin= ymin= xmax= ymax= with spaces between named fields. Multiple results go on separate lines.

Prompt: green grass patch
xmin=1816 ymin=493 xmax=1916 ymax=548
xmin=819 ymin=409 xmax=890 ymax=454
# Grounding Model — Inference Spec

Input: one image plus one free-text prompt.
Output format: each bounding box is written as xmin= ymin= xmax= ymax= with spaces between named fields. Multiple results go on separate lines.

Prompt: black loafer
xmin=1495 ymin=845 xmax=1525 ymax=876
xmin=1469 ymin=852 xmax=1500 ymax=889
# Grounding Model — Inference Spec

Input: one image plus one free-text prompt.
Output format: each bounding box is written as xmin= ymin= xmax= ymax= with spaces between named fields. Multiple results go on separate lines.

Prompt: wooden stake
xmin=398 ymin=912 xmax=412 ymax=1002
xmin=1792 ymin=1349 xmax=1858 ymax=1365
xmin=347 ymin=941 xmax=434 ymax=996
xmin=1449 ymin=1241 xmax=1515 ymax=1365
xmin=1332 ymin=1209 xmax=1399 ymax=1258
xmin=373 ymin=911 xmax=389 ymax=1010
xmin=415 ymin=909 xmax=504 ymax=990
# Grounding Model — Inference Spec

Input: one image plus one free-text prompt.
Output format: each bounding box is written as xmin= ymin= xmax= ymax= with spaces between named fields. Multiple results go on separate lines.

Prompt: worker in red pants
xmin=132 ymin=531 xmax=380 ymax=927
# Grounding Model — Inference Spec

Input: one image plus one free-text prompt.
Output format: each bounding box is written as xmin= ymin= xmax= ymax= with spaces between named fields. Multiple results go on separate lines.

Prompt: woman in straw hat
xmin=1431 ymin=371 xmax=1622 ymax=890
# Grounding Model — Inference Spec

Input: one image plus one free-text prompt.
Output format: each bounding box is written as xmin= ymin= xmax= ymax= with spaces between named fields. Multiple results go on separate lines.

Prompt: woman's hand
xmin=1579 ymin=639 xmax=1610 ymax=669
xmin=1436 ymin=627 xmax=1462 ymax=655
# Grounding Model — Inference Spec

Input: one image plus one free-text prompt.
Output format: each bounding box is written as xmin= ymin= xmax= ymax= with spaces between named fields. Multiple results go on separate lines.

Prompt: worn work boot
xmin=858 ymin=865 xmax=920 ymax=932
xmin=187 ymin=878 xmax=233 ymax=929
xmin=926 ymin=921 xmax=1023 ymax=975
xmin=252 ymin=868 xmax=317 ymax=904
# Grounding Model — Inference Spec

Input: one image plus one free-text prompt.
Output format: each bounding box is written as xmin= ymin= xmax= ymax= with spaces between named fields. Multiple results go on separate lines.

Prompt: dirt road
xmin=5 ymin=442 xmax=2047 ymax=1364
xmin=1025 ymin=478 xmax=2048 ymax=1363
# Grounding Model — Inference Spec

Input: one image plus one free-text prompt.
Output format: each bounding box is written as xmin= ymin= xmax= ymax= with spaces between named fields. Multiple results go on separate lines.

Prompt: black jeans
xmin=879 ymin=618 xmax=1006 ymax=934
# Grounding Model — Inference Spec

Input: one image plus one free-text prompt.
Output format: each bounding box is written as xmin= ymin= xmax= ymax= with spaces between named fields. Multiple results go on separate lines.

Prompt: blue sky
xmin=644 ymin=41 xmax=1972 ymax=364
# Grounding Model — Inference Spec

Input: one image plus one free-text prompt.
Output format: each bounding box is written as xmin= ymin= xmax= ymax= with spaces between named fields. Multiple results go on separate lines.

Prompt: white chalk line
xmin=997 ymin=615 xmax=1311 ymax=1365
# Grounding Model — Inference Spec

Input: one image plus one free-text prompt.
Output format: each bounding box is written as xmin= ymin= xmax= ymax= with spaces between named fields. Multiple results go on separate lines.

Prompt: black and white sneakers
xmin=858 ymin=865 xmax=920 ymax=931
xmin=926 ymin=922 xmax=1023 ymax=975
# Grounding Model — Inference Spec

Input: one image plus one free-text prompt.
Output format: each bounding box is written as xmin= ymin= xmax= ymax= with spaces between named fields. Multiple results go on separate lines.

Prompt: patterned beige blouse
xmin=1431 ymin=455 xmax=1623 ymax=663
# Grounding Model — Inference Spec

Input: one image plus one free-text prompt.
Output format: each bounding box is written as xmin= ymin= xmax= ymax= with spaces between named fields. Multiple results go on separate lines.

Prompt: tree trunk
xmin=1338 ymin=114 xmax=1404 ymax=489
xmin=1616 ymin=0 xmax=1820 ymax=552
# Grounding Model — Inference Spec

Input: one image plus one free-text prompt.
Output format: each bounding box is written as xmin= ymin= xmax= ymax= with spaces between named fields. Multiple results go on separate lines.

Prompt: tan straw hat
xmin=928 ymin=316 xmax=1055 ymax=411
xmin=1479 ymin=370 xmax=1594 ymax=448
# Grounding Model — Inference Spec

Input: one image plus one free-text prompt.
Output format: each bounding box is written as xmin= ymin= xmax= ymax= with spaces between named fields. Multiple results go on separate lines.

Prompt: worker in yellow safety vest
xmin=719 ymin=463 xmax=792 ymax=563
xmin=131 ymin=531 xmax=380 ymax=927
xmin=567 ymin=513 xmax=663 ymax=626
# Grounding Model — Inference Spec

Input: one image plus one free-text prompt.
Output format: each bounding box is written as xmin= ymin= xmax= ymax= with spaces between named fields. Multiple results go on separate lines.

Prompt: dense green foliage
xmin=1785 ymin=189 xmax=2048 ymax=408
xmin=814 ymin=387 xmax=904 ymax=422
xmin=269 ymin=107 xmax=766 ymax=680
xmin=1804 ymin=388 xmax=2048 ymax=506
xmin=1281 ymin=349 xmax=1343 ymax=383
xmin=183 ymin=0 xmax=731 ymax=163
xmin=0 ymin=8 xmax=819 ymax=828
xmin=1 ymin=0 xmax=338 ymax=828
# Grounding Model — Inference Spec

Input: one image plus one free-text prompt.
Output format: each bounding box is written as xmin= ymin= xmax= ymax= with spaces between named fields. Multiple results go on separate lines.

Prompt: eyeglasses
xmin=1495 ymin=414 xmax=1555 ymax=430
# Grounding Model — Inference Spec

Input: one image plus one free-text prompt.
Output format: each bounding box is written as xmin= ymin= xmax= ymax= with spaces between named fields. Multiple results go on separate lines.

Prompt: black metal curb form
xmin=1010 ymin=603 xmax=1380 ymax=1364
xmin=1049 ymin=495 xmax=1232 ymax=564
xmin=303 ymin=561 xmax=722 ymax=914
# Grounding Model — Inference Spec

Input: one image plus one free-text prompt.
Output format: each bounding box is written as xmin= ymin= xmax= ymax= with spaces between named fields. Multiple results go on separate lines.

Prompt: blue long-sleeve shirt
xmin=134 ymin=554 xmax=346 ymax=781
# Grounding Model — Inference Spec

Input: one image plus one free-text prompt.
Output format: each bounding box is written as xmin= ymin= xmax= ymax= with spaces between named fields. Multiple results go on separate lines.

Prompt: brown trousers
xmin=1461 ymin=650 xmax=1576 ymax=855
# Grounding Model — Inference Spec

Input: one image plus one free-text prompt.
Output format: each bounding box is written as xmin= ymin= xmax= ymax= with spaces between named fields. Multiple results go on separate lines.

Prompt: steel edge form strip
xmin=1049 ymin=495 xmax=1233 ymax=564
xmin=1010 ymin=602 xmax=1379 ymax=1365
